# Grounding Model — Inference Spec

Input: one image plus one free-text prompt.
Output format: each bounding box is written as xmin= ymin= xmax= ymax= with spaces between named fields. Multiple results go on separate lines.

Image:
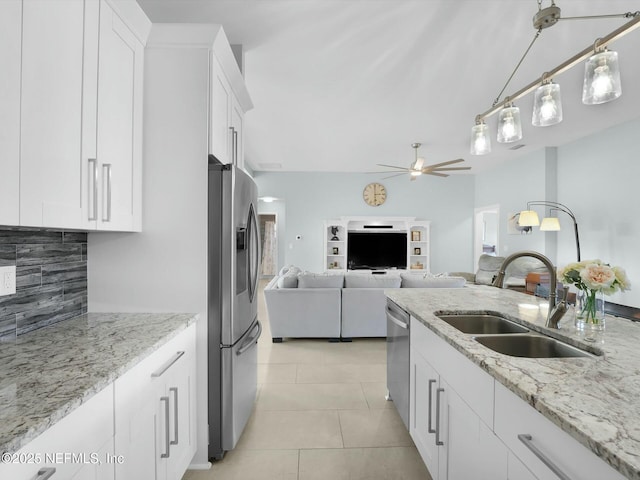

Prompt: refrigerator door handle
xmin=247 ymin=203 xmax=260 ymax=302
xmin=237 ymin=320 xmax=262 ymax=356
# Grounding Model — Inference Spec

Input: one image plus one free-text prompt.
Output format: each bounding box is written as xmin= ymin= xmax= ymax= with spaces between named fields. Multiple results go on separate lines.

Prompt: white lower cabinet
xmin=409 ymin=316 xmax=627 ymax=480
xmin=494 ymin=381 xmax=625 ymax=480
xmin=0 ymin=384 xmax=115 ymax=480
xmin=410 ymin=317 xmax=507 ymax=480
xmin=114 ymin=324 xmax=197 ymax=480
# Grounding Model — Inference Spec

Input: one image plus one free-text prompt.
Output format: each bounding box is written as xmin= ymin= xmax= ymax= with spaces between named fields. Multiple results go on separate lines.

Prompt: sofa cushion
xmin=345 ymin=274 xmax=402 ymax=288
xmin=277 ymin=273 xmax=299 ymax=289
xmin=475 ymin=254 xmax=505 ymax=285
xmin=298 ymin=273 xmax=345 ymax=288
xmin=401 ymin=273 xmax=466 ymax=288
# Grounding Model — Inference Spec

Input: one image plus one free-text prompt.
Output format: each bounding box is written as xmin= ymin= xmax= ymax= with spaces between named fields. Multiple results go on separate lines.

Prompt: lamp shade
xmin=582 ymin=49 xmax=621 ymax=105
xmin=470 ymin=122 xmax=491 ymax=155
xmin=518 ymin=210 xmax=540 ymax=227
xmin=540 ymin=217 xmax=561 ymax=231
xmin=497 ymin=105 xmax=522 ymax=143
xmin=532 ymin=82 xmax=563 ymax=126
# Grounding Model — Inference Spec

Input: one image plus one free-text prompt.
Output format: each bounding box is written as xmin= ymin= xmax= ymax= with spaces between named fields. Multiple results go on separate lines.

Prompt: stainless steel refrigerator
xmin=208 ymin=156 xmax=262 ymax=460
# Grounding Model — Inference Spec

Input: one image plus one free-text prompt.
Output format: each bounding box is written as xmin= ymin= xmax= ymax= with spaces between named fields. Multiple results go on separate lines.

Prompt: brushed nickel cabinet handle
xmin=151 ymin=351 xmax=185 ymax=378
xmin=160 ymin=396 xmax=170 ymax=458
xmin=88 ymin=159 xmax=97 ymax=221
xmin=427 ymin=379 xmax=436 ymax=433
xmin=170 ymin=387 xmax=179 ymax=445
xmin=518 ymin=434 xmax=573 ymax=480
xmin=102 ymin=163 xmax=112 ymax=222
xmin=435 ymin=387 xmax=444 ymax=446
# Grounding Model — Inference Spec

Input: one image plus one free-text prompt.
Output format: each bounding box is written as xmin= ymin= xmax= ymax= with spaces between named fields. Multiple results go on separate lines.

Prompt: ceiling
xmin=137 ymin=0 xmax=640 ymax=175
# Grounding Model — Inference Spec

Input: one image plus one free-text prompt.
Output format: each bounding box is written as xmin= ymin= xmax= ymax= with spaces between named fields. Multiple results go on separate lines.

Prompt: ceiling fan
xmin=376 ymin=143 xmax=471 ymax=181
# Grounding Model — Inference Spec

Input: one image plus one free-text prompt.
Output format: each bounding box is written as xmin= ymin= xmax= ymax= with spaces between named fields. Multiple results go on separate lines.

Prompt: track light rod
xmin=476 ymin=13 xmax=640 ymax=122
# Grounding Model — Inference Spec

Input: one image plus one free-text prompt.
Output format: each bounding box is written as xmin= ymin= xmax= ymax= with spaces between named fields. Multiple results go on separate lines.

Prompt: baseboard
xmin=187 ymin=462 xmax=212 ymax=470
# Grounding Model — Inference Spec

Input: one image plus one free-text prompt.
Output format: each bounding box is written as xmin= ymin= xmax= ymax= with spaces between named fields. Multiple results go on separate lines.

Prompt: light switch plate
xmin=0 ymin=266 xmax=16 ymax=296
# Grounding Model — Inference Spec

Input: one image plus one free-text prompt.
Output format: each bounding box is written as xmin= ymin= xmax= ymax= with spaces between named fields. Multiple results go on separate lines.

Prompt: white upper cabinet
xmin=208 ymin=29 xmax=252 ymax=168
xmin=0 ymin=0 xmax=21 ymax=226
xmin=20 ymin=0 xmax=87 ymax=229
xmin=94 ymin=0 xmax=145 ymax=231
xmin=19 ymin=0 xmax=149 ymax=231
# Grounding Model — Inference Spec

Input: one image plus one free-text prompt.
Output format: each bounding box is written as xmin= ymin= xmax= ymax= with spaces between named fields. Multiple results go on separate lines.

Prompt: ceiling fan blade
xmin=382 ymin=172 xmax=408 ymax=180
xmin=425 ymin=171 xmax=449 ymax=177
xmin=428 ymin=166 xmax=472 ymax=172
xmin=411 ymin=157 xmax=425 ymax=170
xmin=422 ymin=158 xmax=465 ymax=169
xmin=377 ymin=164 xmax=412 ymax=171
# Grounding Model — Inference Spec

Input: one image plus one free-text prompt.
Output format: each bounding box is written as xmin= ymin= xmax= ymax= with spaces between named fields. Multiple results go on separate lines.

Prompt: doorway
xmin=474 ymin=205 xmax=500 ymax=268
xmin=259 ymin=214 xmax=278 ymax=277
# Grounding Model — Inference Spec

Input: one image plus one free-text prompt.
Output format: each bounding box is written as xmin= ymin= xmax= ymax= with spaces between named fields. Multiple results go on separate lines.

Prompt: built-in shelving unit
xmin=323 ymin=217 xmax=430 ymax=272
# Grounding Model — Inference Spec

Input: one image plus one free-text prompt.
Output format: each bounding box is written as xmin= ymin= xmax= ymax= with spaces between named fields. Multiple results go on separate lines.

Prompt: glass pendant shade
xmin=497 ymin=105 xmax=522 ymax=143
xmin=518 ymin=210 xmax=540 ymax=227
xmin=582 ymin=50 xmax=621 ymax=105
xmin=532 ymin=82 xmax=563 ymax=126
xmin=470 ymin=122 xmax=491 ymax=155
xmin=540 ymin=217 xmax=561 ymax=231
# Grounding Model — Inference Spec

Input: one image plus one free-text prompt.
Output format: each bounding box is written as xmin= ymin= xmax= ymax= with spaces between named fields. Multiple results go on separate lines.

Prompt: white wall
xmin=474 ymin=149 xmax=549 ymax=258
xmin=254 ymin=172 xmax=475 ymax=273
xmin=88 ymin=46 xmax=211 ymax=466
xmin=558 ymin=118 xmax=640 ymax=307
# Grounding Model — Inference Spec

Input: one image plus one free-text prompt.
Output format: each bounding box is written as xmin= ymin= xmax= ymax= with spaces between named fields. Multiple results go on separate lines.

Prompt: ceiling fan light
xmin=582 ymin=49 xmax=621 ymax=105
xmin=518 ymin=210 xmax=540 ymax=227
xmin=540 ymin=217 xmax=561 ymax=231
xmin=470 ymin=122 xmax=491 ymax=155
xmin=410 ymin=170 xmax=422 ymax=177
xmin=497 ymin=105 xmax=522 ymax=143
xmin=532 ymin=82 xmax=562 ymax=126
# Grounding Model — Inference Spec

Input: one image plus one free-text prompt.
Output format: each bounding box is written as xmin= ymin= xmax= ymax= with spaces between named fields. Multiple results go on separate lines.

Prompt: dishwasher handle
xmin=386 ymin=302 xmax=410 ymax=330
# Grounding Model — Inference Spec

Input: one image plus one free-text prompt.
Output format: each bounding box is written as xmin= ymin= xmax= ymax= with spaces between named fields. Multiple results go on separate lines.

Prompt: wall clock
xmin=363 ymin=182 xmax=387 ymax=206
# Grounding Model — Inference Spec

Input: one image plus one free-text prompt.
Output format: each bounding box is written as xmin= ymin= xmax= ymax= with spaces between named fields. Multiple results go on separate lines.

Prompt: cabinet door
xmin=444 ymin=378 xmax=507 ymax=480
xmin=507 ymin=452 xmax=537 ymax=480
xmin=230 ymin=96 xmax=244 ymax=168
xmin=165 ymin=345 xmax=197 ymax=480
xmin=0 ymin=0 xmax=21 ymax=225
xmin=96 ymin=0 xmax=144 ymax=231
xmin=20 ymin=0 xmax=88 ymax=228
xmin=410 ymin=350 xmax=440 ymax=477
xmin=210 ymin=57 xmax=232 ymax=164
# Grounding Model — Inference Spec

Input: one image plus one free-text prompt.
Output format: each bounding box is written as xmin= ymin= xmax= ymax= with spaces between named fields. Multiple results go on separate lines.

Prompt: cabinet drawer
xmin=0 ymin=384 xmax=114 ymax=480
xmin=410 ymin=317 xmax=494 ymax=426
xmin=494 ymin=381 xmax=625 ymax=480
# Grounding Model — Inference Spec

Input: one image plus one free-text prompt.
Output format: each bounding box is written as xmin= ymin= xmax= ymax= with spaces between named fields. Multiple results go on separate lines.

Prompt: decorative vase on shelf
xmin=574 ymin=289 xmax=605 ymax=340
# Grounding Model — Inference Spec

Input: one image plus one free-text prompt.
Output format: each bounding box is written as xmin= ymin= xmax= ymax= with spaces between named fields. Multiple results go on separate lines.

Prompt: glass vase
xmin=574 ymin=289 xmax=605 ymax=341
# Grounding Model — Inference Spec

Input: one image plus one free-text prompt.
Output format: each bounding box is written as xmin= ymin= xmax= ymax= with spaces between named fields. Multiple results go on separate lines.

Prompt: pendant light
xmin=470 ymin=121 xmax=491 ymax=155
xmin=497 ymin=103 xmax=522 ymax=143
xmin=540 ymin=216 xmax=561 ymax=231
xmin=582 ymin=47 xmax=622 ymax=105
xmin=532 ymin=78 xmax=562 ymax=126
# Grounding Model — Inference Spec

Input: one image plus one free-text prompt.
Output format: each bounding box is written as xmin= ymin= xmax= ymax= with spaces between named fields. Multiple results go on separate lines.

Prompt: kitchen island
xmin=387 ymin=285 xmax=640 ymax=479
xmin=0 ymin=312 xmax=196 ymax=456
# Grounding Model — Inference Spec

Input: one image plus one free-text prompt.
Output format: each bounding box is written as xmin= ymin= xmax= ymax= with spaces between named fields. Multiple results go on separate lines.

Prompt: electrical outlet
xmin=0 ymin=266 xmax=16 ymax=296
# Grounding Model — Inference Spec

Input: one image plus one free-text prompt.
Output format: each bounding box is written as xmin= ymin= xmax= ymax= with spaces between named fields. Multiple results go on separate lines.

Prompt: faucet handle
xmin=559 ymin=285 xmax=569 ymax=303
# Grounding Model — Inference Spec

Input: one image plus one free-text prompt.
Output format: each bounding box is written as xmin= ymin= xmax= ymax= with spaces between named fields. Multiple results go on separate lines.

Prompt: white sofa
xmin=264 ymin=268 xmax=466 ymax=342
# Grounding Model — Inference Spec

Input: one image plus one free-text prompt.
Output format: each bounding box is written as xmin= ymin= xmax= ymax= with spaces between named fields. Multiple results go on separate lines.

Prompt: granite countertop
xmin=386 ymin=285 xmax=640 ymax=480
xmin=0 ymin=312 xmax=197 ymax=455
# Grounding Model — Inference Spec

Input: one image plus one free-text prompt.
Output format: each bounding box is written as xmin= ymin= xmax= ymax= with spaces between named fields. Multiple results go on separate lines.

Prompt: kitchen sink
xmin=474 ymin=334 xmax=596 ymax=358
xmin=437 ymin=314 xmax=530 ymax=334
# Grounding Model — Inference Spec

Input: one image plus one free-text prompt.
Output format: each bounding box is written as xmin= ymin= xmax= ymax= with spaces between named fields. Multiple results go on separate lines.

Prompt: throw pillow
xmin=277 ymin=272 xmax=298 ymax=289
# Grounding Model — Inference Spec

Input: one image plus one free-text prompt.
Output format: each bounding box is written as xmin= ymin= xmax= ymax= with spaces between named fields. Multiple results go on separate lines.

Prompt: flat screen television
xmin=347 ymin=232 xmax=407 ymax=270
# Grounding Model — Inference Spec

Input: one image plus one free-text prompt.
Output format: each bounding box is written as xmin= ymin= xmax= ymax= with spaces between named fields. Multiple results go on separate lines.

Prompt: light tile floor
xmin=183 ymin=280 xmax=431 ymax=480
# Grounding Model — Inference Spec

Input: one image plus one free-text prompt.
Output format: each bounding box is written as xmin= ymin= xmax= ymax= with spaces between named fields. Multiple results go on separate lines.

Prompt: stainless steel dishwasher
xmin=385 ymin=298 xmax=410 ymax=429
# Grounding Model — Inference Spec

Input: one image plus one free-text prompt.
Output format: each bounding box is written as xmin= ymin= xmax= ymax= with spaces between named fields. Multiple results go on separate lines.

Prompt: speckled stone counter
xmin=386 ymin=285 xmax=640 ymax=479
xmin=0 ymin=312 xmax=197 ymax=455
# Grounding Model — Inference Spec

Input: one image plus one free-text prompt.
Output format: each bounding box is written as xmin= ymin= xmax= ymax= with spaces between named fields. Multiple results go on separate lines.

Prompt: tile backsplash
xmin=0 ymin=229 xmax=87 ymax=340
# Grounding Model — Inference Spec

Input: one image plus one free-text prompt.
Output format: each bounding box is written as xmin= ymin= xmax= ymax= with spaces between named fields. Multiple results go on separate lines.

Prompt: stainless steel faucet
xmin=491 ymin=250 xmax=568 ymax=329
